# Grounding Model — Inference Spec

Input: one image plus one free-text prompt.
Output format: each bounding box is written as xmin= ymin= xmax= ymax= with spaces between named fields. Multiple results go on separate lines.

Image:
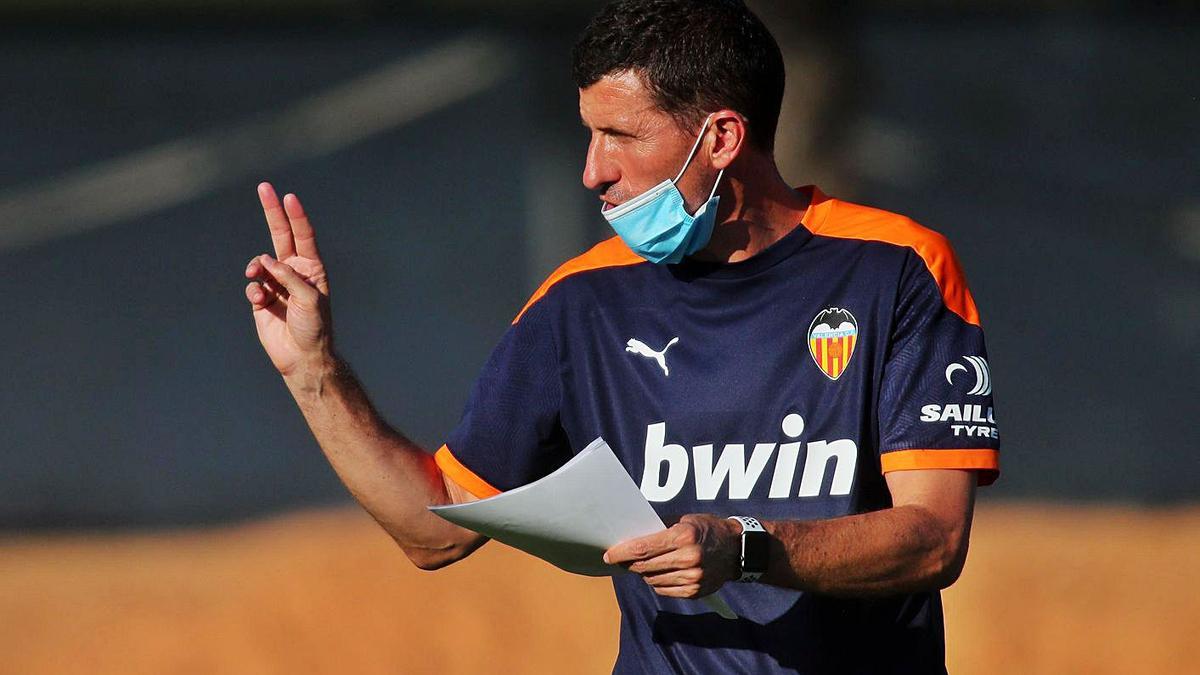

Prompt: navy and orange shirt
xmin=437 ymin=186 xmax=999 ymax=674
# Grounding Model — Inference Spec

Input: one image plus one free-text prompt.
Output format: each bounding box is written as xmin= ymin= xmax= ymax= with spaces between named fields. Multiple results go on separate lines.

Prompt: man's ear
xmin=709 ymin=110 xmax=748 ymax=171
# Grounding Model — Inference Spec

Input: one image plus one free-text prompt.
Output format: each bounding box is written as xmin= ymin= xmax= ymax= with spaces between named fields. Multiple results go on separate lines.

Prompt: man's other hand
xmin=604 ymin=514 xmax=742 ymax=599
xmin=244 ymin=182 xmax=333 ymax=377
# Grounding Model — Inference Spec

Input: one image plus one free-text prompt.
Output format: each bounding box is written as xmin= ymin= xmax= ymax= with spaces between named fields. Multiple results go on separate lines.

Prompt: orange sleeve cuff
xmin=434 ymin=445 xmax=502 ymax=499
xmin=880 ymin=448 xmax=1000 ymax=486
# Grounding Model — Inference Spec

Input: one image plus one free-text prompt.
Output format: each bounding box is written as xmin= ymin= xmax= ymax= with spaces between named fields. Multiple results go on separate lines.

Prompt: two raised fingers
xmin=257 ymin=182 xmax=321 ymax=261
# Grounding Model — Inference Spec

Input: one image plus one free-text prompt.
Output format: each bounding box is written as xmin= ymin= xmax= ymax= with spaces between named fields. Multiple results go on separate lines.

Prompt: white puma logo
xmin=626 ymin=337 xmax=680 ymax=377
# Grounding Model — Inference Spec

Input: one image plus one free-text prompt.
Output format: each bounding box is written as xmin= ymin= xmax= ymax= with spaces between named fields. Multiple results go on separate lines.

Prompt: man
xmin=243 ymin=1 xmax=1000 ymax=672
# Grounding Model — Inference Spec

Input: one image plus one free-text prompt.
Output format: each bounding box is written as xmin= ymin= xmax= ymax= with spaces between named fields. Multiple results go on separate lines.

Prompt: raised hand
xmin=245 ymin=182 xmax=332 ymax=377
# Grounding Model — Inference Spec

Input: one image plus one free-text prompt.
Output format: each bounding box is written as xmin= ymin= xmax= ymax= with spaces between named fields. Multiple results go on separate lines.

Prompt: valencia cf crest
xmin=808 ymin=307 xmax=858 ymax=380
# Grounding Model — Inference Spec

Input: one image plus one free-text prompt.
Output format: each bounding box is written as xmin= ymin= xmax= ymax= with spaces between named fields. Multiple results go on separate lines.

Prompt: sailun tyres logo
xmin=944 ymin=355 xmax=991 ymax=396
xmin=921 ymin=355 xmax=998 ymax=439
xmin=638 ymin=415 xmax=858 ymax=502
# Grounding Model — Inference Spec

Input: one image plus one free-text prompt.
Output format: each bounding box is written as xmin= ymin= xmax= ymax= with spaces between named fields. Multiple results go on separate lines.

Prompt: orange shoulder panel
xmin=807 ymin=194 xmax=981 ymax=326
xmin=512 ymin=236 xmax=645 ymax=324
xmin=434 ymin=444 xmax=501 ymax=499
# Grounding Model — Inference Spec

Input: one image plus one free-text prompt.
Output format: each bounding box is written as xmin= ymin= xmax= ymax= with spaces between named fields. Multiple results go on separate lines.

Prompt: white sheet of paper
xmin=430 ymin=437 xmax=737 ymax=619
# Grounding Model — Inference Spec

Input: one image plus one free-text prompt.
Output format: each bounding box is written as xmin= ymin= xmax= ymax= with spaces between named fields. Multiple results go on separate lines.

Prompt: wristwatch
xmin=727 ymin=516 xmax=769 ymax=582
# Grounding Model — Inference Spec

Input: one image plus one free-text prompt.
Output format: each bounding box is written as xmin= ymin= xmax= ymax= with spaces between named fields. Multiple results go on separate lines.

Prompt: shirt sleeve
xmin=878 ymin=245 xmax=1001 ymax=486
xmin=436 ymin=299 xmax=571 ymax=497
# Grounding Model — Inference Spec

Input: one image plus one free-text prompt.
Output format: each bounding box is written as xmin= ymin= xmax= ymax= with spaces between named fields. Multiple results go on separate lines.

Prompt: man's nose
xmin=582 ymin=135 xmax=618 ymax=192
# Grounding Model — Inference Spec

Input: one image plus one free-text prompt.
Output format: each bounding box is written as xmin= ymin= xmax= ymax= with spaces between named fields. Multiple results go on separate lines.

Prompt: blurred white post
xmin=0 ymin=34 xmax=515 ymax=251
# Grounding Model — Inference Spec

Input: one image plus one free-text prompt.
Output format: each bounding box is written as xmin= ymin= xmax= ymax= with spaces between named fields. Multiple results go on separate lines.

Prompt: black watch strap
xmin=727 ymin=516 xmax=768 ymax=582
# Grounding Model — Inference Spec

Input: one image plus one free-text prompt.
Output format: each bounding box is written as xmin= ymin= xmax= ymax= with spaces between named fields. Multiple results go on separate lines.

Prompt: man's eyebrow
xmin=580 ymin=119 xmax=635 ymax=137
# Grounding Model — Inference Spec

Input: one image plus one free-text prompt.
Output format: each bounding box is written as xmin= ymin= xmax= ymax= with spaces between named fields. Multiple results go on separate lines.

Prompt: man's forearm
xmin=760 ymin=504 xmax=971 ymax=597
xmin=283 ymin=353 xmax=484 ymax=569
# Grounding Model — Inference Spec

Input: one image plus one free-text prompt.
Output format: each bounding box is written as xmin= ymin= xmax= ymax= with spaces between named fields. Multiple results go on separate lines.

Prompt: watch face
xmin=743 ymin=530 xmax=769 ymax=574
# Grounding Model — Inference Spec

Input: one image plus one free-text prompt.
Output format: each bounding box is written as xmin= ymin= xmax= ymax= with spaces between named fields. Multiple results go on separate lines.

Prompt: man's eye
xmin=601 ymin=128 xmax=633 ymax=139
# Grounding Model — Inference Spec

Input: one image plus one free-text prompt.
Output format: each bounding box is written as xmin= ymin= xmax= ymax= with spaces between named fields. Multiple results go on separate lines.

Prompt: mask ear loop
xmin=705 ymin=166 xmax=724 ymax=204
xmin=705 ymin=168 xmax=726 ymax=203
xmin=672 ymin=114 xmax=716 ymax=184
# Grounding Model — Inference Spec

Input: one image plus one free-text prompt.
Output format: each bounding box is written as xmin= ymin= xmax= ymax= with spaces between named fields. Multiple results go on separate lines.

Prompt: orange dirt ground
xmin=1 ymin=502 xmax=1196 ymax=674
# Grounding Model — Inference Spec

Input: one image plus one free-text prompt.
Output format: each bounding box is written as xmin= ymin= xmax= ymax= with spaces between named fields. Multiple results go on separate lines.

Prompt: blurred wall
xmin=0 ymin=2 xmax=1196 ymax=529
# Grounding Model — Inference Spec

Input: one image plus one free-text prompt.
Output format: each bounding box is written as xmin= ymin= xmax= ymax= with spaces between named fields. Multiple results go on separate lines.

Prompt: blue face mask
xmin=601 ymin=115 xmax=724 ymax=264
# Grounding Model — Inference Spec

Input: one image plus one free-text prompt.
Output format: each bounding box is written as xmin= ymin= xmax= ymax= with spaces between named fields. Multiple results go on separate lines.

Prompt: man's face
xmin=579 ymin=70 xmax=714 ymax=213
